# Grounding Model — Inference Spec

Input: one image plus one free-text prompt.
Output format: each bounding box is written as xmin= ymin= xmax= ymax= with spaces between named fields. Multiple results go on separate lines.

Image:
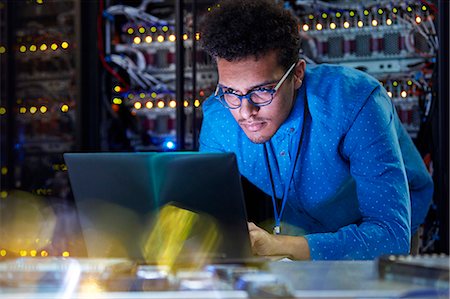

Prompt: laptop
xmin=64 ymin=152 xmax=255 ymax=266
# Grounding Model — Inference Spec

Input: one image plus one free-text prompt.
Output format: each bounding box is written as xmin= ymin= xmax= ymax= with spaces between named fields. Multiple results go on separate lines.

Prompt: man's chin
xmin=244 ymin=131 xmax=270 ymax=144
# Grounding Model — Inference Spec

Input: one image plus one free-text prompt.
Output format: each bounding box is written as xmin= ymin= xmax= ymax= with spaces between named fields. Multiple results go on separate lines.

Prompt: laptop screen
xmin=64 ymin=152 xmax=254 ymax=266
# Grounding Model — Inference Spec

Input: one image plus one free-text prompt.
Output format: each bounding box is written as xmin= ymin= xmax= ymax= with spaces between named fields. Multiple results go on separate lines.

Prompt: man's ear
xmin=293 ymin=59 xmax=306 ymax=89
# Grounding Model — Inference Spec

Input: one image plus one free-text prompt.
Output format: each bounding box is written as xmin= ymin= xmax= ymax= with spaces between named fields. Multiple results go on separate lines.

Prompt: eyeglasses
xmin=215 ymin=62 xmax=297 ymax=109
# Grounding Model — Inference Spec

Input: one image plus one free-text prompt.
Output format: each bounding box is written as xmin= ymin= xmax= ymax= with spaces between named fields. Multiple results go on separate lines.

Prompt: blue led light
xmin=164 ymin=141 xmax=175 ymax=150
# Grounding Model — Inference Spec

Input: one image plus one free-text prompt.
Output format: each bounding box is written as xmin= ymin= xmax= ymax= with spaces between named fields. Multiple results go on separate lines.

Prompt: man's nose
xmin=239 ymin=97 xmax=259 ymax=119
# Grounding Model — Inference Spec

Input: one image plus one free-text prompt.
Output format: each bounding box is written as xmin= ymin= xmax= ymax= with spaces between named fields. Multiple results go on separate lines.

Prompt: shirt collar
xmin=272 ymin=83 xmax=306 ymax=140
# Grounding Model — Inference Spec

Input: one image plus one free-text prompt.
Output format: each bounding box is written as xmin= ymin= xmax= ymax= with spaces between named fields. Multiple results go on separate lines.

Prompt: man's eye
xmin=254 ymin=87 xmax=273 ymax=92
xmin=224 ymin=89 xmax=238 ymax=94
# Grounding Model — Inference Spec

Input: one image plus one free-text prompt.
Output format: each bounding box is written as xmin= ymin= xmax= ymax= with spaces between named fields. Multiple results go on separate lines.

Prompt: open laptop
xmin=64 ymin=152 xmax=255 ymax=266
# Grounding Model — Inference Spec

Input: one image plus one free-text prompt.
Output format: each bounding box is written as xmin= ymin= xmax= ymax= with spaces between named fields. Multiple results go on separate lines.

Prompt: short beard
xmin=245 ymin=132 xmax=270 ymax=144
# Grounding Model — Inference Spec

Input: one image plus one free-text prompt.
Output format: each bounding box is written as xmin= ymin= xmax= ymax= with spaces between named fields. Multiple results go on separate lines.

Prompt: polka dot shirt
xmin=199 ymin=64 xmax=433 ymax=260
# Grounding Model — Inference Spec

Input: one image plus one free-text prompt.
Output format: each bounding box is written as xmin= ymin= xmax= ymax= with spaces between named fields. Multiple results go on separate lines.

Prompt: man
xmin=198 ymin=0 xmax=433 ymax=260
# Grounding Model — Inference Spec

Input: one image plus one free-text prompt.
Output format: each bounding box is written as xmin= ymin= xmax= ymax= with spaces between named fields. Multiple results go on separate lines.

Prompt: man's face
xmin=217 ymin=51 xmax=304 ymax=143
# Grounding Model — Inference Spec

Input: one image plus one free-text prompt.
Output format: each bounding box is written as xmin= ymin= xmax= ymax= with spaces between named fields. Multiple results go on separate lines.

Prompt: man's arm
xmin=305 ymin=86 xmax=411 ymax=260
xmin=395 ymin=116 xmax=433 ymax=234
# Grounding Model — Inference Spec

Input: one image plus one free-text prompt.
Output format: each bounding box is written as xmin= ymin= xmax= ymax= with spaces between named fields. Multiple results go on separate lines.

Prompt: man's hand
xmin=248 ymin=222 xmax=311 ymax=260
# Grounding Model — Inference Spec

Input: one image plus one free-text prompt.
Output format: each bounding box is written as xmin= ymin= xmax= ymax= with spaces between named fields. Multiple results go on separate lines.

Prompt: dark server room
xmin=0 ymin=0 xmax=449 ymax=297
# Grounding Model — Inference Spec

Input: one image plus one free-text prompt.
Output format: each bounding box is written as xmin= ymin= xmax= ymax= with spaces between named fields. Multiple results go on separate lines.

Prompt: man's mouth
xmin=240 ymin=121 xmax=267 ymax=132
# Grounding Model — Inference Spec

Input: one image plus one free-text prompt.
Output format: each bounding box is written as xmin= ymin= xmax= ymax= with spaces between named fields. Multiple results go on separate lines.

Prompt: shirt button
xmin=290 ymin=127 xmax=295 ymax=133
xmin=280 ymin=151 xmax=286 ymax=156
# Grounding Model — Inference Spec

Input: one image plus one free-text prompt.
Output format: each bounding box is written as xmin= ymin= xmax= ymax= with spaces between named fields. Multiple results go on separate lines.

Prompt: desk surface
xmin=0 ymin=257 xmax=448 ymax=298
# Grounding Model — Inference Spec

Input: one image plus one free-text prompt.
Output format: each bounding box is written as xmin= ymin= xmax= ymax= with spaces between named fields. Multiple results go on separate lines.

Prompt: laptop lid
xmin=64 ymin=152 xmax=254 ymax=266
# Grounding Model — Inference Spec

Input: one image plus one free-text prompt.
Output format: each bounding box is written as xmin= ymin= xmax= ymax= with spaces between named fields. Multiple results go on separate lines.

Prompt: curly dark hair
xmin=199 ymin=0 xmax=300 ymax=69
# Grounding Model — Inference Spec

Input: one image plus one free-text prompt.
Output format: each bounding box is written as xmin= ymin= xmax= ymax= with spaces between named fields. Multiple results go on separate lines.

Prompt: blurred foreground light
xmin=0 ymin=191 xmax=57 ymax=254
xmin=0 ymin=249 xmax=6 ymax=257
xmin=146 ymin=101 xmax=153 ymax=109
xmin=142 ymin=204 xmax=220 ymax=268
xmin=134 ymin=102 xmax=142 ymax=110
xmin=62 ymin=251 xmax=70 ymax=257
xmin=194 ymin=99 xmax=200 ymax=107
xmin=61 ymin=41 xmax=69 ymax=49
xmin=169 ymin=100 xmax=176 ymax=108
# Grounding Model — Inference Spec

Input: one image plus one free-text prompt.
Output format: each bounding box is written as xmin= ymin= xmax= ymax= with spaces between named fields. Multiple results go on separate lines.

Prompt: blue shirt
xmin=199 ymin=64 xmax=433 ymax=260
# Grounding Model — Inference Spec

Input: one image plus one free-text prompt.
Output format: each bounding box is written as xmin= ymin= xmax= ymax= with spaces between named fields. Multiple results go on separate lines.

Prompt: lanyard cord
xmin=263 ymin=96 xmax=309 ymax=234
